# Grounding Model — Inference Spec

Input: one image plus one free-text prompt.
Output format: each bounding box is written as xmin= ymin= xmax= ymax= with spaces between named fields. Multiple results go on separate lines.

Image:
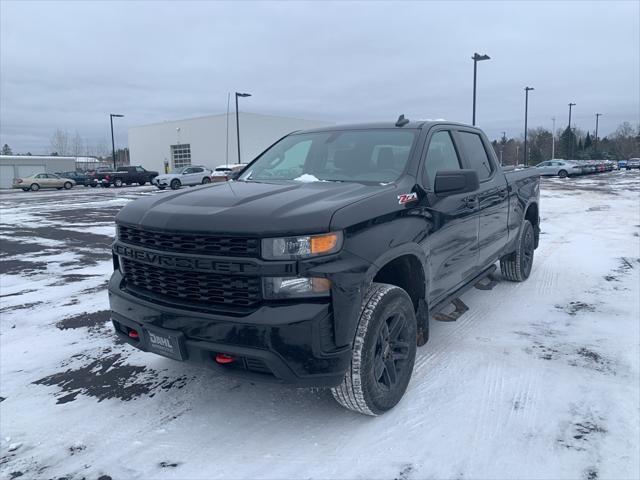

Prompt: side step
xmin=432 ymin=298 xmax=469 ymax=322
xmin=430 ymin=264 xmax=497 ymax=322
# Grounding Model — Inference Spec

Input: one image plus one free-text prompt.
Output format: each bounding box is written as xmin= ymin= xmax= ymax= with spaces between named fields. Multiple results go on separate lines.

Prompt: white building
xmin=128 ymin=112 xmax=332 ymax=173
xmin=0 ymin=155 xmax=76 ymax=189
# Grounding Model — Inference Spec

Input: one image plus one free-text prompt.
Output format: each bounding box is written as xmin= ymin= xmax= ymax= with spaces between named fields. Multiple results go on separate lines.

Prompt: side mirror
xmin=434 ymin=169 xmax=479 ymax=197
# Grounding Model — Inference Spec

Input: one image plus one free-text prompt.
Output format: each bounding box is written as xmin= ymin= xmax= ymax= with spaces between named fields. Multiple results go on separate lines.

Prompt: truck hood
xmin=116 ymin=180 xmax=395 ymax=235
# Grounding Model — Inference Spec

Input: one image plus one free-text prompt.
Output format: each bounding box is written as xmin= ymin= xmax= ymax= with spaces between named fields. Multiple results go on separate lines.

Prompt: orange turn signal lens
xmin=310 ymin=233 xmax=339 ymax=255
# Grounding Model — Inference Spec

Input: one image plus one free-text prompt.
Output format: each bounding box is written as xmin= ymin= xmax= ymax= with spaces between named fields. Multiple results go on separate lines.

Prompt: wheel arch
xmin=364 ymin=244 xmax=429 ymax=345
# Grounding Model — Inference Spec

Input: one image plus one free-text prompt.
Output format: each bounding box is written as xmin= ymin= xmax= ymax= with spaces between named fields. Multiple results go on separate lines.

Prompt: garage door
xmin=0 ymin=165 xmax=15 ymax=189
xmin=17 ymin=165 xmax=45 ymax=178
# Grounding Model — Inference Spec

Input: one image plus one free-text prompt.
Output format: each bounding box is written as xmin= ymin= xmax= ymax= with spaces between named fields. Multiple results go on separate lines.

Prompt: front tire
xmin=157 ymin=186 xmax=166 ymax=190
xmin=500 ymin=220 xmax=535 ymax=282
xmin=139 ymin=181 xmax=146 ymax=186
xmin=170 ymin=179 xmax=181 ymax=190
xmin=331 ymin=283 xmax=417 ymax=416
xmin=114 ymin=178 xmax=123 ymax=188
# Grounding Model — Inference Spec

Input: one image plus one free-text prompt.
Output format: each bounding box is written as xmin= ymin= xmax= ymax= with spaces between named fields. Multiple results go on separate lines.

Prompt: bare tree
xmin=611 ymin=122 xmax=640 ymax=159
xmin=50 ymin=129 xmax=70 ymax=156
xmin=71 ymin=131 xmax=84 ymax=157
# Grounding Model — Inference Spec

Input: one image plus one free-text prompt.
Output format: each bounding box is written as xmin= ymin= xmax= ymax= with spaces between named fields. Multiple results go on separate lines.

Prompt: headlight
xmin=261 ymin=232 xmax=343 ymax=260
xmin=263 ymin=277 xmax=331 ymax=299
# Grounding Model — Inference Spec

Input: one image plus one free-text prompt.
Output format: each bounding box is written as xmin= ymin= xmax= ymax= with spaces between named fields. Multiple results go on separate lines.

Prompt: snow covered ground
xmin=1 ymin=172 xmax=639 ymax=480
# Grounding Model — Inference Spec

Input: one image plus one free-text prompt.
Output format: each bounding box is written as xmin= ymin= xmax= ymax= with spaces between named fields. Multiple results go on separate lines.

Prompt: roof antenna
xmin=395 ymin=114 xmax=409 ymax=127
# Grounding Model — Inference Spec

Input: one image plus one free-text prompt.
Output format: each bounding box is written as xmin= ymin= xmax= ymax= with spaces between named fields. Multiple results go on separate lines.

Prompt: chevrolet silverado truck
xmin=95 ymin=166 xmax=159 ymax=187
xmin=109 ymin=118 xmax=540 ymax=415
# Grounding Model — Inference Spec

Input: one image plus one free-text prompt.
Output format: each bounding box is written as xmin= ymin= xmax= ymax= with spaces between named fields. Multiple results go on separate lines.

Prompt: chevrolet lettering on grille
xmin=114 ymin=243 xmax=256 ymax=273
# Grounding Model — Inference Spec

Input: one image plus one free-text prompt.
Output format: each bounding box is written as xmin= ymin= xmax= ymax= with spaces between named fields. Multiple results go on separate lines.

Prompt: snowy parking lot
xmin=1 ymin=172 xmax=639 ymax=480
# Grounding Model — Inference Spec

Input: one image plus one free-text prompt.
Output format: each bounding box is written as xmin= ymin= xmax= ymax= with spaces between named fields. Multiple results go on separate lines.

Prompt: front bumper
xmin=108 ymin=271 xmax=351 ymax=387
xmin=153 ymin=177 xmax=171 ymax=187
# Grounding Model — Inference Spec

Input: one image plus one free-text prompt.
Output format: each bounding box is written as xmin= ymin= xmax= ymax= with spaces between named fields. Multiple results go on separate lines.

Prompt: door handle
xmin=464 ymin=196 xmax=479 ymax=209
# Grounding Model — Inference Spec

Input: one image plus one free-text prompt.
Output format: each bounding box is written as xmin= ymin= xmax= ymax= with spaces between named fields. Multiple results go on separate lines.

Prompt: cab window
xmin=457 ymin=131 xmax=493 ymax=181
xmin=424 ymin=131 xmax=461 ymax=190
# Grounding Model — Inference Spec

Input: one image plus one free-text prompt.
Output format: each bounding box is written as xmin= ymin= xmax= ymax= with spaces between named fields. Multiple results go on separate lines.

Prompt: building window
xmin=171 ymin=144 xmax=191 ymax=168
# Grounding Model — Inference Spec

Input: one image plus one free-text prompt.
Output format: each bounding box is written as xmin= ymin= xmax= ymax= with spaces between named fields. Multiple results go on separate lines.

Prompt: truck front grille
xmin=121 ymin=258 xmax=262 ymax=307
xmin=118 ymin=225 xmax=259 ymax=257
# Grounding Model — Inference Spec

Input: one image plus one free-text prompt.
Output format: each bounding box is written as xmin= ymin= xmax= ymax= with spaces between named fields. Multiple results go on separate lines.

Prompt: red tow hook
xmin=128 ymin=330 xmax=139 ymax=340
xmin=215 ymin=353 xmax=236 ymax=364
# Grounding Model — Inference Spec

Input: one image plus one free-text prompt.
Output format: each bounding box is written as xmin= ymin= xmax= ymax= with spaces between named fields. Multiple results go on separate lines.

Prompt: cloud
xmin=1 ymin=0 xmax=638 ymax=153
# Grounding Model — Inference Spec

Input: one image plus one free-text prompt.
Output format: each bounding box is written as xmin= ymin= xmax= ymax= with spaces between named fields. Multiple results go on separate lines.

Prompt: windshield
xmin=239 ymin=129 xmax=417 ymax=183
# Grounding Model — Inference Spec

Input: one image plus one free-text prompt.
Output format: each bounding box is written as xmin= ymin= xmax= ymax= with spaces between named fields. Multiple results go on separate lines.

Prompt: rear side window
xmin=457 ymin=131 xmax=493 ymax=180
xmin=424 ymin=131 xmax=461 ymax=190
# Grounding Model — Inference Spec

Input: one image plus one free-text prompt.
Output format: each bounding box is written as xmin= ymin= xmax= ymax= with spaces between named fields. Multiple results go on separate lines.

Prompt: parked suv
xmin=153 ymin=165 xmax=213 ymax=190
xmin=109 ymin=119 xmax=540 ymax=415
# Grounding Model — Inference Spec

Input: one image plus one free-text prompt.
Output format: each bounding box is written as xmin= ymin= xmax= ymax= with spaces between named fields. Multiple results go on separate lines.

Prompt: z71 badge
xmin=397 ymin=192 xmax=418 ymax=205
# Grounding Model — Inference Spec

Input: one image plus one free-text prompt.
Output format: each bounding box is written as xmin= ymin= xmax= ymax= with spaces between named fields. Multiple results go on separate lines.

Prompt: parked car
xmin=153 ymin=165 xmax=213 ymax=190
xmin=211 ymin=163 xmax=248 ymax=182
xmin=626 ymin=158 xmax=640 ymax=170
xmin=109 ymin=119 xmax=540 ymax=415
xmin=12 ymin=173 xmax=75 ymax=191
xmin=94 ymin=166 xmax=159 ymax=187
xmin=56 ymin=171 xmax=97 ymax=187
xmin=535 ymin=160 xmax=581 ymax=178
xmin=618 ymin=160 xmax=628 ymax=169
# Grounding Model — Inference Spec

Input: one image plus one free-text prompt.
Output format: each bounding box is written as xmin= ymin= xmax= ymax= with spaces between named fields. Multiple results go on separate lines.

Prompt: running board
xmin=432 ymin=298 xmax=469 ymax=322
xmin=430 ymin=264 xmax=497 ymax=322
xmin=474 ymin=273 xmax=499 ymax=291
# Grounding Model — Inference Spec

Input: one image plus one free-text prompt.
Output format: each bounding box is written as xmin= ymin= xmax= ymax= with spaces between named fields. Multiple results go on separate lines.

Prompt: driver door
xmin=420 ymin=129 xmax=480 ymax=304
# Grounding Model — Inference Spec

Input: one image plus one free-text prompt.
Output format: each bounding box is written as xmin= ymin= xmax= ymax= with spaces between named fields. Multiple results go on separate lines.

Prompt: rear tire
xmin=202 ymin=177 xmax=211 ymax=184
xmin=500 ymin=220 xmax=535 ymax=282
xmin=30 ymin=183 xmax=40 ymax=192
xmin=558 ymin=170 xmax=568 ymax=178
xmin=22 ymin=188 xmax=29 ymax=192
xmin=63 ymin=182 xmax=72 ymax=190
xmin=114 ymin=178 xmax=123 ymax=188
xmin=170 ymin=179 xmax=181 ymax=190
xmin=157 ymin=186 xmax=166 ymax=190
xmin=331 ymin=283 xmax=417 ymax=416
xmin=139 ymin=181 xmax=146 ymax=186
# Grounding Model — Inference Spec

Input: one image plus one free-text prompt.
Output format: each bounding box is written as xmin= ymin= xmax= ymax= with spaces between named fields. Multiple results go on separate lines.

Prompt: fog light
xmin=263 ymin=277 xmax=331 ymax=299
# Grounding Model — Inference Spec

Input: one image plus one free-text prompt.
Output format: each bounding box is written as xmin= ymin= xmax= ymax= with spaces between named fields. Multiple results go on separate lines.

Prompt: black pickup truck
xmin=95 ymin=166 xmax=158 ymax=187
xmin=109 ymin=119 xmax=540 ymax=415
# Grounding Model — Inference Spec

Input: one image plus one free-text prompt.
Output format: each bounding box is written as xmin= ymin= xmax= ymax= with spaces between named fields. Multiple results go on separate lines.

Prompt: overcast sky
xmin=1 ymin=0 xmax=639 ymax=154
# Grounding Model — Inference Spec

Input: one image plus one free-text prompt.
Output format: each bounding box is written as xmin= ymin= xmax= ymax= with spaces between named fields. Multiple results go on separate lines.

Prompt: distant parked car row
xmin=535 ymin=159 xmax=630 ymax=178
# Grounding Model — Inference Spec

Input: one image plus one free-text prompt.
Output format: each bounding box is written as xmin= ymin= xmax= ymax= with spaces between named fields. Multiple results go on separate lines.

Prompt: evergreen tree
xmin=584 ymin=132 xmax=592 ymax=150
xmin=1 ymin=144 xmax=12 ymax=155
xmin=558 ymin=127 xmax=576 ymax=159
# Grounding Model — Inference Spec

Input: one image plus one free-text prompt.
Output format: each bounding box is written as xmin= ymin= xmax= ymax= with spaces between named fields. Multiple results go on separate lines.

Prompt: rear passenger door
xmin=454 ymin=129 xmax=510 ymax=269
xmin=421 ymin=129 xmax=480 ymax=303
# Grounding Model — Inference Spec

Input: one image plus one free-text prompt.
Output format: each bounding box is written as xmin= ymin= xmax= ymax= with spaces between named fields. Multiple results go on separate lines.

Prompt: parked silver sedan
xmin=535 ymin=160 xmax=582 ymax=178
xmin=12 ymin=173 xmax=76 ymax=191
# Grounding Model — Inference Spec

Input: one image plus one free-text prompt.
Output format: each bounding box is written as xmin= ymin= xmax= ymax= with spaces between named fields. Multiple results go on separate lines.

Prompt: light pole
xmin=235 ymin=92 xmax=252 ymax=164
xmin=471 ymin=53 xmax=490 ymax=126
xmin=110 ymin=113 xmax=124 ymax=170
xmin=551 ymin=117 xmax=556 ymax=159
xmin=595 ymin=113 xmax=602 ymax=154
xmin=500 ymin=131 xmax=506 ymax=165
xmin=523 ymin=87 xmax=534 ymax=166
xmin=568 ymin=103 xmax=576 ymax=158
